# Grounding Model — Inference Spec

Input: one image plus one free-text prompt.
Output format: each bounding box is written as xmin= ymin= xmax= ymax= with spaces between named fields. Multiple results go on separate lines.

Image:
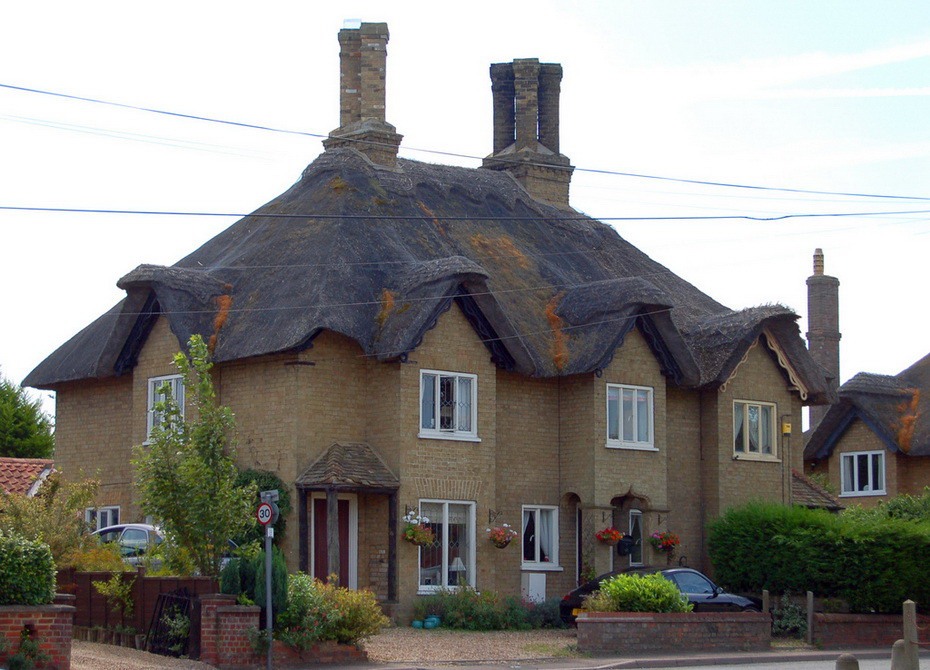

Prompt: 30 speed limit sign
xmin=256 ymin=502 xmax=274 ymax=526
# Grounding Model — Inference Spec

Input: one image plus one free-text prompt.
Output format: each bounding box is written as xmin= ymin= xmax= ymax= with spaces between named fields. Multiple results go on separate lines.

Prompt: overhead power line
xmin=3 ymin=82 xmax=930 ymax=203
xmin=2 ymin=205 xmax=929 ymax=222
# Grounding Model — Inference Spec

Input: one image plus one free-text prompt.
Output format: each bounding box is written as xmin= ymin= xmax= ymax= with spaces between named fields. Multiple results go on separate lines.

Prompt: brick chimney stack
xmin=482 ymin=59 xmax=574 ymax=208
xmin=324 ymin=22 xmax=403 ymax=166
xmin=806 ymin=248 xmax=841 ymax=428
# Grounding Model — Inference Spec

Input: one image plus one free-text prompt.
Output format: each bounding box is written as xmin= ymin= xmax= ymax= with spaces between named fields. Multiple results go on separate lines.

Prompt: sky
xmin=1 ymin=1 xmax=929 ymax=425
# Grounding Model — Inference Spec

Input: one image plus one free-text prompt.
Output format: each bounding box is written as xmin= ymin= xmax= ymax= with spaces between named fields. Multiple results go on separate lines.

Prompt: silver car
xmin=91 ymin=523 xmax=164 ymax=566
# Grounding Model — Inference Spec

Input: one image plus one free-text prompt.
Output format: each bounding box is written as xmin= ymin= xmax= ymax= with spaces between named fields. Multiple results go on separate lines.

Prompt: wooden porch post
xmin=298 ymin=488 xmax=308 ymax=572
xmin=388 ymin=491 xmax=398 ymax=602
xmin=326 ymin=487 xmax=340 ymax=583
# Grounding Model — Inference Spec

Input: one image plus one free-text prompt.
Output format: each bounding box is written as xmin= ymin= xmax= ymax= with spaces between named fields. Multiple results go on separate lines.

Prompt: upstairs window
xmin=607 ymin=384 xmax=655 ymax=450
xmin=733 ymin=400 xmax=776 ymax=457
xmin=419 ymin=370 xmax=478 ymax=440
xmin=147 ymin=374 xmax=184 ymax=441
xmin=522 ymin=505 xmax=559 ymax=569
xmin=841 ymin=451 xmax=885 ymax=496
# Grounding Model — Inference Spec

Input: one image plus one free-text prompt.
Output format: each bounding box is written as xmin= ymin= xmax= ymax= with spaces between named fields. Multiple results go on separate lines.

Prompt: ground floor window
xmin=85 ymin=505 xmax=120 ymax=530
xmin=522 ymin=505 xmax=558 ymax=568
xmin=418 ymin=500 xmax=475 ymax=592
xmin=841 ymin=450 xmax=885 ymax=496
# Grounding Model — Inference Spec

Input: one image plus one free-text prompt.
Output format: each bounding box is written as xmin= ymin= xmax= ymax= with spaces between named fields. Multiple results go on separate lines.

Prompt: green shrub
xmin=523 ymin=597 xmax=569 ymax=629
xmin=253 ymin=546 xmax=288 ymax=618
xmin=0 ymin=529 xmax=55 ymax=605
xmin=234 ymin=470 xmax=292 ymax=546
xmin=583 ymin=572 xmax=692 ymax=613
xmin=276 ymin=573 xmax=387 ymax=648
xmin=708 ymin=501 xmax=930 ymax=613
xmin=413 ymin=588 xmax=529 ymax=630
xmin=772 ymin=593 xmax=807 ymax=638
xmin=220 ymin=557 xmax=241 ymax=595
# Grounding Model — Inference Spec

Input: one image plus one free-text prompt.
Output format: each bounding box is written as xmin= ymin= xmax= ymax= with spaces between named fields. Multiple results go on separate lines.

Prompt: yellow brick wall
xmin=666 ymin=386 xmax=704 ymax=571
xmin=54 ymin=376 xmax=134 ymax=515
xmin=713 ymin=341 xmax=802 ymax=512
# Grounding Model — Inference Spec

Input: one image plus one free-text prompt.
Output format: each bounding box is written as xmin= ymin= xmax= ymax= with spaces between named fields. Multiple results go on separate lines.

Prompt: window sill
xmin=521 ymin=563 xmax=563 ymax=572
xmin=732 ymin=453 xmax=780 ymax=463
xmin=605 ymin=442 xmax=658 ymax=452
xmin=418 ymin=431 xmax=481 ymax=443
xmin=839 ymin=490 xmax=886 ymax=498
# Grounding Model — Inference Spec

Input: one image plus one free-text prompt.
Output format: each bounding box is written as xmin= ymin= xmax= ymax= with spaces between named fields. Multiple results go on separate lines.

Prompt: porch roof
xmin=296 ymin=442 xmax=399 ymax=491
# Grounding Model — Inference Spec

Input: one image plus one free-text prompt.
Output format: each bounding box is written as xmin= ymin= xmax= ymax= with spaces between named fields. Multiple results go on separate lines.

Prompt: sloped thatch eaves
xmin=24 ymin=148 xmax=830 ymax=402
xmin=806 ymin=354 xmax=930 ymax=460
xmin=296 ymin=442 xmax=399 ymax=491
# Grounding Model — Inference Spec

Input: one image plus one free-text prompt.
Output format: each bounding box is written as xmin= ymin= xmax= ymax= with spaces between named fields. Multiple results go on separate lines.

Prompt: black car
xmin=559 ymin=566 xmax=761 ymax=624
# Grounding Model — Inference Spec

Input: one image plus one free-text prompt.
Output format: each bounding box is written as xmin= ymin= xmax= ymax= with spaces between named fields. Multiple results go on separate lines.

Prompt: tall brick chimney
xmin=806 ymin=248 xmax=841 ymax=428
xmin=323 ymin=22 xmax=403 ymax=166
xmin=482 ymin=58 xmax=574 ymax=208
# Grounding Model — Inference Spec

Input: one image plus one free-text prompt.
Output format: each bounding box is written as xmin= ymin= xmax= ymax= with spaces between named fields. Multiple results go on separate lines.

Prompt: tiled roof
xmin=792 ymin=469 xmax=843 ymax=511
xmin=296 ymin=442 xmax=399 ymax=491
xmin=0 ymin=457 xmax=54 ymax=496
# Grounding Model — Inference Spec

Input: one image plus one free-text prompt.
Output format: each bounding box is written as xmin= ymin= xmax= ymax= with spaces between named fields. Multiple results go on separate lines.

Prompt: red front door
xmin=312 ymin=498 xmax=350 ymax=586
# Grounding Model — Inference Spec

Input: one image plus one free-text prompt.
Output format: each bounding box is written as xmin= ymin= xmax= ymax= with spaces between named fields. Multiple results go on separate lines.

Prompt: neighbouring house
xmin=805 ymin=356 xmax=930 ymax=506
xmin=0 ymin=456 xmax=54 ymax=497
xmin=24 ymin=23 xmax=832 ymax=617
xmin=803 ymin=248 xmax=929 ymax=506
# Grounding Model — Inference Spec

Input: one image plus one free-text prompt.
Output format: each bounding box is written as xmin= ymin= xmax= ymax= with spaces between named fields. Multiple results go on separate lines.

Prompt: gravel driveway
xmin=70 ymin=628 xmax=578 ymax=669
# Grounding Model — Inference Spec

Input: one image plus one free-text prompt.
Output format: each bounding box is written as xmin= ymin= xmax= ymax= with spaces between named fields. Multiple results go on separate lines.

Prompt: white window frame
xmin=521 ymin=505 xmax=561 ymax=571
xmin=417 ymin=499 xmax=476 ymax=594
xmin=840 ymin=450 xmax=886 ymax=497
xmin=146 ymin=374 xmax=184 ymax=442
xmin=418 ymin=370 xmax=479 ymax=442
xmin=733 ymin=400 xmax=777 ymax=459
xmin=606 ymin=384 xmax=656 ymax=451
xmin=85 ymin=505 xmax=120 ymax=530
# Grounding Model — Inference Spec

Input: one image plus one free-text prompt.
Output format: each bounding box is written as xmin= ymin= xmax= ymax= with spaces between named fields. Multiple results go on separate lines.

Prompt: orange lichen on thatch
xmin=376 ymin=289 xmax=396 ymax=328
xmin=469 ymin=233 xmax=531 ymax=269
xmin=896 ymin=389 xmax=921 ymax=453
xmin=417 ymin=202 xmax=442 ymax=231
xmin=545 ymin=292 xmax=569 ymax=372
xmin=329 ymin=176 xmax=350 ymax=191
xmin=209 ymin=293 xmax=233 ymax=354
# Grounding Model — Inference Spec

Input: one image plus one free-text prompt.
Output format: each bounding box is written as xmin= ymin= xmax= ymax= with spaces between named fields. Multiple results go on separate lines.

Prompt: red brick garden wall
xmin=0 ymin=604 xmax=75 ymax=670
xmin=813 ymin=613 xmax=930 ymax=649
xmin=197 ymin=594 xmax=368 ymax=668
xmin=576 ymin=611 xmax=771 ymax=654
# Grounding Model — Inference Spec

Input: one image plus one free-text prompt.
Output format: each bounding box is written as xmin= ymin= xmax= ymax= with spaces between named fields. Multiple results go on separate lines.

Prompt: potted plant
xmin=486 ymin=523 xmax=518 ymax=548
xmin=402 ymin=511 xmax=435 ymax=547
xmin=595 ymin=527 xmax=623 ymax=546
xmin=648 ymin=530 xmax=680 ymax=564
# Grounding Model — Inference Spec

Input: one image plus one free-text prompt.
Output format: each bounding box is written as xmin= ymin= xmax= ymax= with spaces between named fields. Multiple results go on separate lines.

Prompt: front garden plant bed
xmin=576 ymin=611 xmax=771 ymax=654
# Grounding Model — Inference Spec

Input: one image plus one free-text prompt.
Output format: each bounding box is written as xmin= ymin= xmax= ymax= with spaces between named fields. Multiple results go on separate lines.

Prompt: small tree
xmin=132 ymin=335 xmax=256 ymax=577
xmin=0 ymin=371 xmax=54 ymax=458
xmin=0 ymin=473 xmax=98 ymax=567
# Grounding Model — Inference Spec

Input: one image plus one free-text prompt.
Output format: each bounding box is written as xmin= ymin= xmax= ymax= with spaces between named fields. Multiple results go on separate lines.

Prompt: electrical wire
xmin=3 ymin=81 xmax=929 ymax=203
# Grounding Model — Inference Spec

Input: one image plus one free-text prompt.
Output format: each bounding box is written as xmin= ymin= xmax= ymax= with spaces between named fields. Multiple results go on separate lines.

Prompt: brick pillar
xmin=538 ymin=64 xmax=562 ymax=155
xmin=806 ymin=248 xmax=841 ymax=427
xmin=337 ymin=29 xmax=362 ymax=126
xmin=197 ymin=593 xmax=235 ymax=667
xmin=513 ymin=59 xmax=540 ymax=151
xmin=490 ymin=63 xmax=515 ymax=153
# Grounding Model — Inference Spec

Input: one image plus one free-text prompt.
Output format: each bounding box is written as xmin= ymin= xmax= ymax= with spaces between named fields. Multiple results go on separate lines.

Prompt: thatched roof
xmin=24 ymin=148 xmax=831 ymax=402
xmin=805 ymin=352 xmax=930 ymax=460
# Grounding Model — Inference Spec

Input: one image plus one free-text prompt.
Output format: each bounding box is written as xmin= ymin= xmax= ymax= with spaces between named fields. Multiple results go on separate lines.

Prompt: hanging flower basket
xmin=649 ymin=530 xmax=680 ymax=564
xmin=403 ymin=512 xmax=435 ymax=547
xmin=487 ymin=523 xmax=518 ymax=548
xmin=595 ymin=527 xmax=623 ymax=546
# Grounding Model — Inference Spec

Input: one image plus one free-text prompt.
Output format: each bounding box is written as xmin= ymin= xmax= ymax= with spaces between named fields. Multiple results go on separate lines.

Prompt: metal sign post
xmin=258 ymin=490 xmax=279 ymax=670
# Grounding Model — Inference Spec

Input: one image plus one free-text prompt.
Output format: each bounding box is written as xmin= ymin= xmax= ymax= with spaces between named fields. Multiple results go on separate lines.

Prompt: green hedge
xmin=0 ymin=528 xmax=56 ymax=605
xmin=708 ymin=502 xmax=930 ymax=613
